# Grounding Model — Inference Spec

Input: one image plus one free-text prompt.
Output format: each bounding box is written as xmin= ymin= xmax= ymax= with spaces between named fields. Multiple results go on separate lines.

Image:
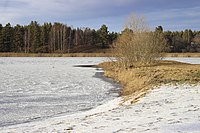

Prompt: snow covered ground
xmin=0 ymin=57 xmax=200 ymax=133
xmin=1 ymin=85 xmax=200 ymax=133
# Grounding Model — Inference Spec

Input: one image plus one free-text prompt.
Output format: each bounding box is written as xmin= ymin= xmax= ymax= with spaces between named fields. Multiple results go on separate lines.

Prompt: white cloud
xmin=0 ymin=0 xmax=199 ymax=31
xmin=144 ymin=6 xmax=200 ymax=31
xmin=0 ymin=0 xmax=134 ymax=26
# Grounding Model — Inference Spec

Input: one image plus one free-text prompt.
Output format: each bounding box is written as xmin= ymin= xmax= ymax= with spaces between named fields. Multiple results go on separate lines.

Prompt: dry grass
xmin=99 ymin=60 xmax=200 ymax=102
xmin=1 ymin=52 xmax=200 ymax=57
xmin=0 ymin=52 xmax=112 ymax=57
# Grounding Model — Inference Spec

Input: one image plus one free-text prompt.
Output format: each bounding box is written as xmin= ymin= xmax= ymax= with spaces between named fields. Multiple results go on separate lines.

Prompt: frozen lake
xmin=1 ymin=57 xmax=200 ymax=133
xmin=163 ymin=57 xmax=200 ymax=64
xmin=0 ymin=57 xmax=120 ymax=127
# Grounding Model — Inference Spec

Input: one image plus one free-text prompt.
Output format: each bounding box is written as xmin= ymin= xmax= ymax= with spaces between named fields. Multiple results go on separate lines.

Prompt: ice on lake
xmin=0 ymin=57 xmax=120 ymax=127
xmin=163 ymin=57 xmax=200 ymax=64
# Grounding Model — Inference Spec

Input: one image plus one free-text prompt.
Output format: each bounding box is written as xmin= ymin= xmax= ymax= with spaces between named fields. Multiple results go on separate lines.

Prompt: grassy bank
xmin=1 ymin=52 xmax=200 ymax=57
xmin=99 ymin=60 xmax=200 ymax=103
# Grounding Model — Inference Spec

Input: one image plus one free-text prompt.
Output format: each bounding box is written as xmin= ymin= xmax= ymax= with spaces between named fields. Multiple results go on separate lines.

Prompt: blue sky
xmin=0 ymin=0 xmax=200 ymax=32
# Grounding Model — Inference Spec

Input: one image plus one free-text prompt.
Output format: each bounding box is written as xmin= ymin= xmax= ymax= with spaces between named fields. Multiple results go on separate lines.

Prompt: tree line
xmin=0 ymin=22 xmax=118 ymax=53
xmin=155 ymin=26 xmax=200 ymax=52
xmin=0 ymin=22 xmax=200 ymax=53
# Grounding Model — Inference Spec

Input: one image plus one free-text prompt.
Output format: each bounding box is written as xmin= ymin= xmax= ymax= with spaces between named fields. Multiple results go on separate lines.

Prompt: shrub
xmin=113 ymin=14 xmax=166 ymax=68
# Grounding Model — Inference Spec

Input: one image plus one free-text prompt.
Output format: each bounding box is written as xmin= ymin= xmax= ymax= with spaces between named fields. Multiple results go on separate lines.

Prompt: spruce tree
xmin=1 ymin=23 xmax=13 ymax=52
xmin=30 ymin=21 xmax=41 ymax=53
xmin=41 ymin=23 xmax=52 ymax=52
xmin=13 ymin=25 xmax=24 ymax=52
xmin=0 ymin=24 xmax=3 ymax=52
xmin=98 ymin=24 xmax=109 ymax=48
xmin=183 ymin=29 xmax=193 ymax=44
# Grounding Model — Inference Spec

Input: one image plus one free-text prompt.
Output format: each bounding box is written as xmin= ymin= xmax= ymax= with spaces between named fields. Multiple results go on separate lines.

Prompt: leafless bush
xmin=113 ymin=14 xmax=166 ymax=68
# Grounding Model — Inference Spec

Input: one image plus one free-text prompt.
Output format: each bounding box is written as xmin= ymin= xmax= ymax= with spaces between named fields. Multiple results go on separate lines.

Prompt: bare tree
xmin=68 ymin=28 xmax=72 ymax=53
xmin=113 ymin=13 xmax=166 ymax=68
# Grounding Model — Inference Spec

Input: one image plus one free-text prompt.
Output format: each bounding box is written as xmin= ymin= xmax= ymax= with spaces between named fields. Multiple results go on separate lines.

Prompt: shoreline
xmin=1 ymin=85 xmax=200 ymax=133
xmin=0 ymin=53 xmax=111 ymax=57
xmin=0 ymin=97 xmax=122 ymax=132
xmin=1 ymin=52 xmax=200 ymax=57
xmin=1 ymin=58 xmax=200 ymax=132
xmin=99 ymin=59 xmax=200 ymax=98
xmin=0 ymin=61 xmax=121 ymax=129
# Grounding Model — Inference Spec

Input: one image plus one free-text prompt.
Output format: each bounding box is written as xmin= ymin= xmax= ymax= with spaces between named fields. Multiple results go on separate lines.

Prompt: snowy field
xmin=0 ymin=57 xmax=200 ymax=133
xmin=0 ymin=57 xmax=120 ymax=127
